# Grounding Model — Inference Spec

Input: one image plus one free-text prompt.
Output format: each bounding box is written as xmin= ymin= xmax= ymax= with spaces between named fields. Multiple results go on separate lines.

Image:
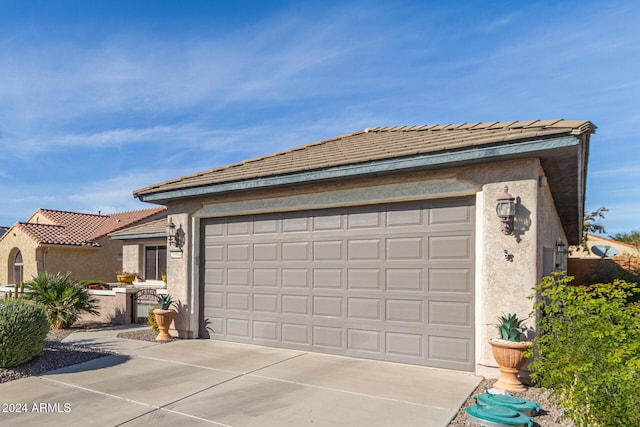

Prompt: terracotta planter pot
xmin=488 ymin=338 xmax=532 ymax=392
xmin=154 ymin=309 xmax=176 ymax=341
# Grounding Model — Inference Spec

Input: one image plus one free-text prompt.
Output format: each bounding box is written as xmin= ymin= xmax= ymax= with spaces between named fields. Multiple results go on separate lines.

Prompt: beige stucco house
xmin=0 ymin=207 xmax=165 ymax=285
xmin=133 ymin=119 xmax=594 ymax=374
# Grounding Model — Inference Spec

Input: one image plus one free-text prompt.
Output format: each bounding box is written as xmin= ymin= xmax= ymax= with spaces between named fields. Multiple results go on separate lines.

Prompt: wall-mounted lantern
xmin=166 ymin=218 xmax=183 ymax=249
xmin=496 ymin=186 xmax=516 ymax=235
xmin=555 ymin=238 xmax=568 ymax=254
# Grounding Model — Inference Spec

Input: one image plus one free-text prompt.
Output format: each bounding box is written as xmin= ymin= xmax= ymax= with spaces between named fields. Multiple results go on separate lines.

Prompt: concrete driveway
xmin=0 ymin=327 xmax=480 ymax=426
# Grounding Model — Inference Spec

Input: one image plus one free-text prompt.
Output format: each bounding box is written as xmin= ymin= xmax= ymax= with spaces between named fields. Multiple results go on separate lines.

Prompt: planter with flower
xmin=488 ymin=313 xmax=532 ymax=392
xmin=154 ymin=294 xmax=176 ymax=341
xmin=116 ymin=271 xmax=137 ymax=286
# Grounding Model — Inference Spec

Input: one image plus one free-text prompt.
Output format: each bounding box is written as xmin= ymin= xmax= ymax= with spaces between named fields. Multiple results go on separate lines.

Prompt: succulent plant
xmin=495 ymin=313 xmax=527 ymax=341
xmin=156 ymin=294 xmax=175 ymax=311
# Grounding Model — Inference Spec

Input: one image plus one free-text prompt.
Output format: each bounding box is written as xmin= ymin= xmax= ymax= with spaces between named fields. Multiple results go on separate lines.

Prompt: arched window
xmin=12 ymin=250 xmax=23 ymax=284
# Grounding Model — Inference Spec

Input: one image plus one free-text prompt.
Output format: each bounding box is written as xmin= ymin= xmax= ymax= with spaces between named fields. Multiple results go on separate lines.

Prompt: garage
xmin=200 ymin=197 xmax=475 ymax=371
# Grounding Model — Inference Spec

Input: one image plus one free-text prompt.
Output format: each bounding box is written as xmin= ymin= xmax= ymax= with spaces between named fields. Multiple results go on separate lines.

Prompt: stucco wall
xmin=156 ymin=157 xmax=566 ymax=371
xmin=0 ymin=228 xmax=40 ymax=284
xmin=0 ymin=229 xmax=125 ymax=284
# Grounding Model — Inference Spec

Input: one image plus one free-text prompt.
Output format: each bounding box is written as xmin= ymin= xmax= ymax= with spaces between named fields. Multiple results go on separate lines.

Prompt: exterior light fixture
xmin=496 ymin=186 xmax=516 ymax=235
xmin=555 ymin=238 xmax=568 ymax=254
xmin=166 ymin=219 xmax=179 ymax=247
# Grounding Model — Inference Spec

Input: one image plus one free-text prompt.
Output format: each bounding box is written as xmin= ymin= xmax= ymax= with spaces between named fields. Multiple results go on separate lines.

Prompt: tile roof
xmin=109 ymin=217 xmax=167 ymax=238
xmin=3 ymin=207 xmax=165 ymax=247
xmin=134 ymin=119 xmax=595 ymax=197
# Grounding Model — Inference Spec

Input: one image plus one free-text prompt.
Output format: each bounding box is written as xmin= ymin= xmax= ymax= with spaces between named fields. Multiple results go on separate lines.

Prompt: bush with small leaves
xmin=0 ymin=299 xmax=49 ymax=368
xmin=148 ymin=305 xmax=160 ymax=332
xmin=530 ymin=272 xmax=640 ymax=426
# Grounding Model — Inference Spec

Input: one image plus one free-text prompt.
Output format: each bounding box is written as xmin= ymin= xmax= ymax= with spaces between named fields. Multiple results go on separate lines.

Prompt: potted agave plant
xmin=488 ymin=313 xmax=532 ymax=392
xmin=154 ymin=294 xmax=176 ymax=341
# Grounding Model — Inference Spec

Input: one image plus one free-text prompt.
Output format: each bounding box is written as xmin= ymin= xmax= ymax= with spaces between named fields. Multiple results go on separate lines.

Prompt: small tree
xmin=581 ymin=206 xmax=608 ymax=252
xmin=24 ymin=272 xmax=99 ymax=329
xmin=609 ymin=230 xmax=640 ymax=251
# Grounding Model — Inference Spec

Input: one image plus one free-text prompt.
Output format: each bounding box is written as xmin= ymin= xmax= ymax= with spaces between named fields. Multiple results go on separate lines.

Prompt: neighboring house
xmin=133 ymin=119 xmax=594 ymax=374
xmin=108 ymin=217 xmax=168 ymax=283
xmin=571 ymin=233 xmax=640 ymax=258
xmin=0 ymin=207 xmax=165 ymax=285
xmin=0 ymin=226 xmax=8 ymax=238
xmin=568 ymin=233 xmax=640 ymax=284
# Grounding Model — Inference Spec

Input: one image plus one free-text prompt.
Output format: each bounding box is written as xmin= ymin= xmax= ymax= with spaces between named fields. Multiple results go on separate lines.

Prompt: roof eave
xmin=136 ymin=134 xmax=586 ymax=243
xmin=137 ymin=135 xmax=579 ymax=200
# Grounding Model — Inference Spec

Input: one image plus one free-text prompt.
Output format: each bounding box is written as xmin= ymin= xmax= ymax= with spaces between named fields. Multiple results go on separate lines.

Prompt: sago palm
xmin=24 ymin=272 xmax=99 ymax=329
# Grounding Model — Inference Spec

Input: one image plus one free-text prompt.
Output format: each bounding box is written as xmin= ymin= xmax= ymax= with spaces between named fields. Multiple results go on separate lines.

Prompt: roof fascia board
xmin=138 ymin=135 xmax=579 ymax=203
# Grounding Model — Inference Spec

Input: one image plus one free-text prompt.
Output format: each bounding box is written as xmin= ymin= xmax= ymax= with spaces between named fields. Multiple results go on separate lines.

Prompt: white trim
xmin=190 ymin=215 xmax=200 ymax=337
xmin=474 ymin=190 xmax=484 ymax=368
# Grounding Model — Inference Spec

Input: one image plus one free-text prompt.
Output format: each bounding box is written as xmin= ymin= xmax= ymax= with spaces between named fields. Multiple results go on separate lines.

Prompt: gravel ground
xmin=447 ymin=378 xmax=575 ymax=427
xmin=0 ymin=322 xmax=115 ymax=384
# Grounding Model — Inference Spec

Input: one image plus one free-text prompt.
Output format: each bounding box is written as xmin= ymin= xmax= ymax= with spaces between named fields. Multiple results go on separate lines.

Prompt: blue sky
xmin=0 ymin=0 xmax=638 ymax=235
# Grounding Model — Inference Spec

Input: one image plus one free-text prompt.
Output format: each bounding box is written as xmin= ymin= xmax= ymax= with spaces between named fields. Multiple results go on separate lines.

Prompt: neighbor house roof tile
xmin=134 ymin=119 xmax=596 ymax=197
xmin=4 ymin=207 xmax=165 ymax=247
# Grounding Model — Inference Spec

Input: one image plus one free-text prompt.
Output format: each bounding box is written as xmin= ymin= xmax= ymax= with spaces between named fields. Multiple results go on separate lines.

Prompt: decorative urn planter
xmin=153 ymin=309 xmax=176 ymax=341
xmin=154 ymin=293 xmax=177 ymax=341
xmin=489 ymin=313 xmax=532 ymax=392
xmin=116 ymin=274 xmax=136 ymax=286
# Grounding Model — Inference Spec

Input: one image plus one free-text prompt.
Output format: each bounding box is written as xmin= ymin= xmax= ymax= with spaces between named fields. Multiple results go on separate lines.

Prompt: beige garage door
xmin=200 ymin=198 xmax=475 ymax=371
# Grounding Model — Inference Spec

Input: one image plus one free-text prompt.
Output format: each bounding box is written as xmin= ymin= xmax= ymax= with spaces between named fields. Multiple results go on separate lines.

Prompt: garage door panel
xmin=348 ymin=239 xmax=381 ymax=260
xmin=347 ymin=268 xmax=382 ymax=290
xmin=253 ymin=294 xmax=278 ymax=313
xmin=254 ymin=243 xmax=278 ymax=261
xmin=313 ymin=240 xmax=343 ymax=260
xmin=428 ymin=268 xmax=472 ymax=293
xmin=313 ymin=269 xmax=343 ymax=289
xmin=253 ymin=269 xmax=278 ymax=287
xmin=253 ymin=321 xmax=278 ymax=341
xmin=386 ymin=268 xmax=423 ymax=291
xmin=313 ymin=213 xmax=343 ymax=231
xmin=428 ymin=235 xmax=472 ymax=260
xmin=201 ymin=198 xmax=475 ymax=371
xmin=387 ymin=237 xmax=423 ymax=260
xmin=347 ymin=210 xmax=382 ymax=229
xmin=227 ymin=269 xmax=250 ymax=286
xmin=386 ymin=205 xmax=422 ymax=226
xmin=428 ymin=301 xmax=472 ymax=327
xmin=282 ymin=295 xmax=310 ymax=315
xmin=227 ymin=244 xmax=251 ymax=261
xmin=386 ymin=299 xmax=424 ymax=323
xmin=204 ymin=268 xmax=224 ymax=285
xmin=313 ymin=296 xmax=343 ymax=317
xmin=386 ymin=332 xmax=423 ymax=358
xmin=347 ymin=297 xmax=381 ymax=320
xmin=282 ymin=215 xmax=310 ymax=232
xmin=348 ymin=329 xmax=382 ymax=352
xmin=282 ymin=269 xmax=310 ymax=288
xmin=313 ymin=325 xmax=344 ymax=348
xmin=227 ymin=220 xmax=251 ymax=236
xmin=428 ymin=200 xmax=473 ymax=225
xmin=282 ymin=242 xmax=310 ymax=261
xmin=282 ymin=323 xmax=310 ymax=345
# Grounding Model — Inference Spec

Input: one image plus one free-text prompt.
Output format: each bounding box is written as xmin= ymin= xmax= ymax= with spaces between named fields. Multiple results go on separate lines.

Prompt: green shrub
xmin=0 ymin=299 xmax=49 ymax=368
xmin=148 ymin=305 xmax=159 ymax=332
xmin=530 ymin=272 xmax=640 ymax=426
xmin=24 ymin=272 xmax=99 ymax=329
